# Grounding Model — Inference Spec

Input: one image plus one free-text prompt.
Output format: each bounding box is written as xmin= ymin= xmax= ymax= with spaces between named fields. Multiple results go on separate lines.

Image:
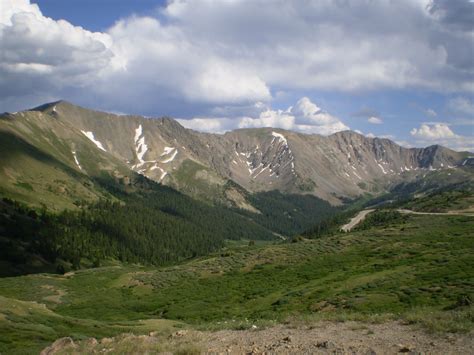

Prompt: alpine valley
xmin=1 ymin=101 xmax=473 ymax=354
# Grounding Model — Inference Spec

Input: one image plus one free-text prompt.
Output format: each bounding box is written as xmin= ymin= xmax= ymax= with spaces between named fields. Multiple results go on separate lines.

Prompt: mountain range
xmin=1 ymin=100 xmax=473 ymax=211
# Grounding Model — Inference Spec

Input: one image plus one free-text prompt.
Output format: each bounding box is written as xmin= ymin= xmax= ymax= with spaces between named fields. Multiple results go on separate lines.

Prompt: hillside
xmin=0 ymin=177 xmax=281 ymax=277
xmin=2 ymin=101 xmax=472 ymax=210
xmin=0 ymin=212 xmax=472 ymax=353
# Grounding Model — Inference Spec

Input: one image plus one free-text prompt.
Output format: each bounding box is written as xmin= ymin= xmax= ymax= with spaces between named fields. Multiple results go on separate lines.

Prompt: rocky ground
xmin=41 ymin=320 xmax=473 ymax=354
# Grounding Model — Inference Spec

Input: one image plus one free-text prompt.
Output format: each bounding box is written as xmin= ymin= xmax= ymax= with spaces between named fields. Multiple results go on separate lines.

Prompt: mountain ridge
xmin=27 ymin=100 xmax=472 ymax=154
xmin=2 ymin=100 xmax=473 ymax=208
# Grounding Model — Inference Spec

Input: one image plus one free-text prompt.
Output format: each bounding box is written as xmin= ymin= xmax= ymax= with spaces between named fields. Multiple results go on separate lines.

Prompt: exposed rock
xmin=40 ymin=337 xmax=75 ymax=355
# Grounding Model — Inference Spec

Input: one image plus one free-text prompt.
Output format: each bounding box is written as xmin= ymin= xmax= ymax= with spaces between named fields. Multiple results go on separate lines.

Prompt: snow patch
xmin=161 ymin=149 xmax=178 ymax=163
xmin=151 ymin=165 xmax=168 ymax=182
xmin=134 ymin=125 xmax=148 ymax=164
xmin=134 ymin=125 xmax=143 ymax=143
xmin=271 ymin=131 xmax=288 ymax=145
xmin=253 ymin=166 xmax=268 ymax=179
xmin=377 ymin=163 xmax=387 ymax=174
xmin=161 ymin=146 xmax=175 ymax=156
xmin=81 ymin=131 xmax=106 ymax=151
xmin=72 ymin=150 xmax=82 ymax=170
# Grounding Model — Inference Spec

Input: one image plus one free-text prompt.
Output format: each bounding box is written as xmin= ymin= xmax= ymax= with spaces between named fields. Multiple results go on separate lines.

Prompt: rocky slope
xmin=1 ymin=101 xmax=472 ymax=208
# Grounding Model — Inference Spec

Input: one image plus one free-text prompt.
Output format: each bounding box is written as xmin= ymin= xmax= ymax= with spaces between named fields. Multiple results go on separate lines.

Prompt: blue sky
xmin=32 ymin=0 xmax=168 ymax=32
xmin=1 ymin=0 xmax=473 ymax=150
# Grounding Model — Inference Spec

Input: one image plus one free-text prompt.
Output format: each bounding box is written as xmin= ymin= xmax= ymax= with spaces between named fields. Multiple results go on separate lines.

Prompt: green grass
xmin=0 ymin=214 xmax=472 ymax=353
xmin=402 ymin=190 xmax=474 ymax=212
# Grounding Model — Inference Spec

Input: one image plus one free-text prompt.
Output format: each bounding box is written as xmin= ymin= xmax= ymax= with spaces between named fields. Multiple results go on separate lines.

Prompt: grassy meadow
xmin=0 ymin=213 xmax=472 ymax=353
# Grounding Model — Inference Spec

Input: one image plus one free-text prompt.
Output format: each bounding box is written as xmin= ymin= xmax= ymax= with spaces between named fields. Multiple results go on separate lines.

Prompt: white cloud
xmin=238 ymin=109 xmax=295 ymax=131
xmin=158 ymin=0 xmax=474 ymax=93
xmin=186 ymin=62 xmax=270 ymax=104
xmin=410 ymin=123 xmax=455 ymax=139
xmin=179 ymin=97 xmax=349 ymax=135
xmin=1 ymin=0 xmax=473 ymax=115
xmin=238 ymin=97 xmax=349 ymax=135
xmin=0 ymin=0 xmax=270 ymax=113
xmin=424 ymin=108 xmax=437 ymax=117
xmin=367 ymin=116 xmax=383 ymax=124
xmin=176 ymin=117 xmax=234 ymax=133
xmin=0 ymin=0 xmax=113 ymax=109
xmin=410 ymin=123 xmax=473 ymax=151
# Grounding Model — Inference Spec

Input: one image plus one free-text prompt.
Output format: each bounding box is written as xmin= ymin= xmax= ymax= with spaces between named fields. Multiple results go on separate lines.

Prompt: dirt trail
xmin=397 ymin=209 xmax=474 ymax=217
xmin=340 ymin=207 xmax=474 ymax=233
xmin=42 ymin=321 xmax=473 ymax=354
xmin=340 ymin=209 xmax=374 ymax=232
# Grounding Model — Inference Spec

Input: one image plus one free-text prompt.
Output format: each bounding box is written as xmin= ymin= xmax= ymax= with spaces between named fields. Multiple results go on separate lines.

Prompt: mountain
xmin=1 ymin=101 xmax=473 ymax=210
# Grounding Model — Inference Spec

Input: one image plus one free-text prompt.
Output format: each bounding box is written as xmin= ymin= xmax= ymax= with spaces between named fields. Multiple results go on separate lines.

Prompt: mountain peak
xmin=1 ymin=99 xmax=472 ymax=208
xmin=30 ymin=100 xmax=73 ymax=112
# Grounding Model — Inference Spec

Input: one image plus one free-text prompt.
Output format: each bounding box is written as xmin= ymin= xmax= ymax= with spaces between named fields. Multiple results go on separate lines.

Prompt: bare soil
xmin=42 ymin=320 xmax=473 ymax=354
xmin=340 ymin=209 xmax=374 ymax=232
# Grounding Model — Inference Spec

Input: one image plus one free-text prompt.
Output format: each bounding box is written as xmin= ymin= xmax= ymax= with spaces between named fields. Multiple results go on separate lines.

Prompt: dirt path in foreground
xmin=42 ymin=321 xmax=473 ymax=354
xmin=201 ymin=321 xmax=472 ymax=354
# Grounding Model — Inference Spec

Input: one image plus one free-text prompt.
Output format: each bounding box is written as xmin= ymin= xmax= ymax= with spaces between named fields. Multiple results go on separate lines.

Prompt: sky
xmin=0 ymin=0 xmax=473 ymax=151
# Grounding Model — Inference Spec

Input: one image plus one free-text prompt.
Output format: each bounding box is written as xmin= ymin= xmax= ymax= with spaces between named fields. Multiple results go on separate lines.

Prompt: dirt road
xmin=397 ymin=208 xmax=474 ymax=217
xmin=340 ymin=209 xmax=374 ymax=232
xmin=340 ymin=207 xmax=474 ymax=233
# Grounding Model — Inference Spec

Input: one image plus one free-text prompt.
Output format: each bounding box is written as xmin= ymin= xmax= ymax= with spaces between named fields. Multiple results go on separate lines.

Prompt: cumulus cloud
xmin=367 ymin=116 xmax=383 ymax=124
xmin=411 ymin=123 xmax=456 ymax=139
xmin=0 ymin=0 xmax=112 ymax=104
xmin=179 ymin=97 xmax=349 ymax=135
xmin=0 ymin=0 xmax=270 ymax=113
xmin=238 ymin=97 xmax=350 ymax=135
xmin=1 ymin=0 xmax=473 ymax=115
xmin=176 ymin=117 xmax=234 ymax=133
xmin=410 ymin=123 xmax=473 ymax=151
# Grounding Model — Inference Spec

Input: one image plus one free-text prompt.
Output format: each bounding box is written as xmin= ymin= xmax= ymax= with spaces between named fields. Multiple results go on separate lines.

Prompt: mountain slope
xmin=0 ymin=212 xmax=472 ymax=353
xmin=2 ymin=101 xmax=472 ymax=209
xmin=0 ymin=176 xmax=278 ymax=277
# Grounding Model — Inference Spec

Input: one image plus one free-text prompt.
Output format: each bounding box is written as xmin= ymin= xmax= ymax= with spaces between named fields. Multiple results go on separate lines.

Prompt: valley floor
xmin=42 ymin=321 xmax=474 ymax=354
xmin=1 ymin=213 xmax=472 ymax=353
